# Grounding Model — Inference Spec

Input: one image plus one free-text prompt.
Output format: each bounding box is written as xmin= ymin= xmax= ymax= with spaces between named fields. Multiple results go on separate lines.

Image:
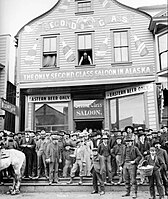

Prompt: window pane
xmin=50 ymin=37 xmax=57 ymax=51
xmin=35 ymin=103 xmax=68 ymax=132
xmin=114 ymin=32 xmax=121 ymax=47
xmin=43 ymin=38 xmax=50 ymax=52
xmin=78 ymin=1 xmax=91 ymax=12
xmin=121 ymin=47 xmax=128 ymax=62
xmin=78 ymin=35 xmax=85 ymax=49
xmin=85 ymin=34 xmax=91 ymax=49
xmin=121 ymin=31 xmax=128 ymax=46
xmin=160 ymin=51 xmax=168 ymax=70
xmin=110 ymin=94 xmax=146 ymax=130
xmin=159 ymin=33 xmax=168 ymax=53
xmin=114 ymin=48 xmax=121 ymax=62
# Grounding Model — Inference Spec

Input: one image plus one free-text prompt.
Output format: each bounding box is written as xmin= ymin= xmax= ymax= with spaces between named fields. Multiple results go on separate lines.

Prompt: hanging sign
xmin=106 ymin=83 xmax=154 ymax=99
xmin=28 ymin=94 xmax=71 ymax=103
xmin=0 ymin=98 xmax=17 ymax=115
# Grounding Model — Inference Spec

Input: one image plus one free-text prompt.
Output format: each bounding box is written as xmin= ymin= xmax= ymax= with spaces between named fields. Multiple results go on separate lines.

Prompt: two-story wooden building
xmin=15 ymin=0 xmax=160 ymax=132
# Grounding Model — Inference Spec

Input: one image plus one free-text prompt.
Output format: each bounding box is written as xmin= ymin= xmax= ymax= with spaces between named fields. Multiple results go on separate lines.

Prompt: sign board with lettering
xmin=0 ymin=98 xmax=17 ymax=115
xmin=20 ymin=65 xmax=154 ymax=83
xmin=28 ymin=94 xmax=71 ymax=103
xmin=74 ymin=102 xmax=104 ymax=119
xmin=106 ymin=83 xmax=154 ymax=99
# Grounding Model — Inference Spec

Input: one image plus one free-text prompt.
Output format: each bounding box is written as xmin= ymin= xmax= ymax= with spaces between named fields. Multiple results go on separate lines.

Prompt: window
xmin=78 ymin=33 xmax=93 ymax=66
xmin=110 ymin=94 xmax=146 ymax=130
xmin=158 ymin=32 xmax=168 ymax=71
xmin=43 ymin=36 xmax=57 ymax=67
xmin=77 ymin=0 xmax=92 ymax=13
xmin=112 ymin=30 xmax=130 ymax=63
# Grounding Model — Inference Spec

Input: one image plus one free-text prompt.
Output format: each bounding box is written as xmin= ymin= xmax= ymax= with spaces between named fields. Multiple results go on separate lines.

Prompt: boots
xmin=78 ymin=176 xmax=83 ymax=185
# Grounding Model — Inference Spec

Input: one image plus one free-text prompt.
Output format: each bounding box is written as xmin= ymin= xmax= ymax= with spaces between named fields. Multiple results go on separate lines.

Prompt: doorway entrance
xmin=75 ymin=120 xmax=103 ymax=131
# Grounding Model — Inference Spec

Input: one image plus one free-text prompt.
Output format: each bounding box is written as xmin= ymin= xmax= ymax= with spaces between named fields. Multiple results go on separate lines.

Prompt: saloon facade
xmin=15 ymin=0 xmax=160 ymax=132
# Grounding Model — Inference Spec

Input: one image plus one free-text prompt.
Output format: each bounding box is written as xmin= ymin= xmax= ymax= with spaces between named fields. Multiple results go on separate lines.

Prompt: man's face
xmin=150 ymin=150 xmax=156 ymax=156
xmin=126 ymin=141 xmax=133 ymax=146
xmin=155 ymin=143 xmax=161 ymax=148
xmin=116 ymin=139 xmax=122 ymax=144
xmin=93 ymin=150 xmax=98 ymax=156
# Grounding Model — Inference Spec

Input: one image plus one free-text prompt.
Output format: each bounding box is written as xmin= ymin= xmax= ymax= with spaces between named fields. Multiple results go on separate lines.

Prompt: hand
xmin=59 ymin=159 xmax=62 ymax=163
xmin=46 ymin=158 xmax=50 ymax=163
xmin=119 ymin=166 xmax=123 ymax=171
xmin=130 ymin=160 xmax=135 ymax=164
xmin=82 ymin=162 xmax=86 ymax=166
xmin=143 ymin=151 xmax=147 ymax=155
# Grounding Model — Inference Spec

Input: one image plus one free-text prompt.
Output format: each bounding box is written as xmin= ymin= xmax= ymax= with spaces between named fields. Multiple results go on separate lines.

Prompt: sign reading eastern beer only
xmin=28 ymin=94 xmax=71 ymax=103
xmin=106 ymin=83 xmax=154 ymax=99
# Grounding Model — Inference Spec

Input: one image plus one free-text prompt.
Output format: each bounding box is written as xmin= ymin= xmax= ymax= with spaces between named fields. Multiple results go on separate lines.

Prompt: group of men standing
xmin=0 ymin=125 xmax=168 ymax=199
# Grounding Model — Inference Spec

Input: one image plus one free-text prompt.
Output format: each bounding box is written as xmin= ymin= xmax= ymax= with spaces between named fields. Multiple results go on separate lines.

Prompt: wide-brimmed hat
xmin=153 ymin=140 xmax=161 ymax=146
xmin=138 ymin=132 xmax=146 ymax=138
xmin=116 ymin=136 xmax=122 ymax=140
xmin=125 ymin=126 xmax=134 ymax=133
xmin=137 ymin=127 xmax=145 ymax=132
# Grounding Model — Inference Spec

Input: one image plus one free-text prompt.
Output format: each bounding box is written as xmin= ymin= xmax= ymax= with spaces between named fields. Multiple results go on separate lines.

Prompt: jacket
xmin=90 ymin=154 xmax=105 ymax=174
xmin=46 ymin=142 xmax=60 ymax=163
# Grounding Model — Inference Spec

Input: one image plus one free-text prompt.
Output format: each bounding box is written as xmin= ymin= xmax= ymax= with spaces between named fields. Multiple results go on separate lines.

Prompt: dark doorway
xmin=75 ymin=120 xmax=103 ymax=131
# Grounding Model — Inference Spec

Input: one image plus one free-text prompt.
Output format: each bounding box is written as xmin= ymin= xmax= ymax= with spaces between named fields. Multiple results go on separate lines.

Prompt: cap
xmin=137 ymin=127 xmax=145 ymax=132
xmin=92 ymin=147 xmax=98 ymax=151
xmin=116 ymin=136 xmax=122 ymax=140
xmin=125 ymin=136 xmax=134 ymax=142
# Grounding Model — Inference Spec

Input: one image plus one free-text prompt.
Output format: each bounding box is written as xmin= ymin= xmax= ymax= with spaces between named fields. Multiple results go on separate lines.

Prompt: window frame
xmin=41 ymin=34 xmax=60 ymax=70
xmin=76 ymin=31 xmax=95 ymax=67
xmin=158 ymin=31 xmax=168 ymax=71
xmin=75 ymin=0 xmax=94 ymax=15
xmin=111 ymin=28 xmax=132 ymax=65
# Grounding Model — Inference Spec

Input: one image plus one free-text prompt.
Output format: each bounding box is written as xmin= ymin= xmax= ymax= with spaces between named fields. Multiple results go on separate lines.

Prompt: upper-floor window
xmin=43 ymin=36 xmax=57 ymax=67
xmin=158 ymin=32 xmax=168 ymax=71
xmin=112 ymin=29 xmax=130 ymax=63
xmin=76 ymin=0 xmax=93 ymax=14
xmin=78 ymin=33 xmax=93 ymax=66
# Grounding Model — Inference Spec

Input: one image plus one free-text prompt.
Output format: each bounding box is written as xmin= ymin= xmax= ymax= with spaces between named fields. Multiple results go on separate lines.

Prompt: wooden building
xmin=15 ymin=0 xmax=160 ymax=132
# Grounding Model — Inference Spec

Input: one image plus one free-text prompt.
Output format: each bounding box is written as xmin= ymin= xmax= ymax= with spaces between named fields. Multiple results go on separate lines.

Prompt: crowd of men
xmin=0 ymin=125 xmax=168 ymax=199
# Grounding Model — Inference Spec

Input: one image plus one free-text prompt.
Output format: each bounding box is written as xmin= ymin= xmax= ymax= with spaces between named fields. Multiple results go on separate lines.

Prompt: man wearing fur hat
xmin=120 ymin=136 xmax=142 ymax=199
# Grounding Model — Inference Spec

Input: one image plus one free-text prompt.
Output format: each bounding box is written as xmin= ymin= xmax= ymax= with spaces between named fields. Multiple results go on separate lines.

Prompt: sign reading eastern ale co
xmin=0 ymin=98 xmax=17 ymax=115
xmin=28 ymin=94 xmax=71 ymax=103
xmin=74 ymin=101 xmax=104 ymax=119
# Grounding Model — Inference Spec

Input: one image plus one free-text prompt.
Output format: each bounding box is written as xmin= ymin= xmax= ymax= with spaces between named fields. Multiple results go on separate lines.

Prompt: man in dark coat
xmin=154 ymin=140 xmax=168 ymax=196
xmin=90 ymin=148 xmax=105 ymax=195
xmin=120 ymin=136 xmax=142 ymax=199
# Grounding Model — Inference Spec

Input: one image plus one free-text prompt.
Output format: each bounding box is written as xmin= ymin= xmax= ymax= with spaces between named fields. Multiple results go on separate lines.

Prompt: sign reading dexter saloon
xmin=28 ymin=94 xmax=71 ymax=103
xmin=1 ymin=98 xmax=17 ymax=115
xmin=106 ymin=83 xmax=154 ymax=99
xmin=20 ymin=65 xmax=153 ymax=83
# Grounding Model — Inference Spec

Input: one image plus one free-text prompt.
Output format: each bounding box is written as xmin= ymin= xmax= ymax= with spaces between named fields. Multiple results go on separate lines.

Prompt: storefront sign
xmin=20 ymin=65 xmax=154 ymax=83
xmin=106 ymin=83 xmax=154 ymax=99
xmin=0 ymin=98 xmax=17 ymax=115
xmin=28 ymin=94 xmax=71 ymax=103
xmin=74 ymin=106 xmax=104 ymax=119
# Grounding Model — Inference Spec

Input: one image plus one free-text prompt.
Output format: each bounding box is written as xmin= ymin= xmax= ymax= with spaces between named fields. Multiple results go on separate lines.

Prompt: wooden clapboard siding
xmin=17 ymin=0 xmax=155 ymax=85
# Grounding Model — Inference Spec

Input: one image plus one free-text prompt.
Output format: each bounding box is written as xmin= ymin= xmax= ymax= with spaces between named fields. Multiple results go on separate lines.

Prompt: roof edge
xmin=15 ymin=0 xmax=61 ymax=39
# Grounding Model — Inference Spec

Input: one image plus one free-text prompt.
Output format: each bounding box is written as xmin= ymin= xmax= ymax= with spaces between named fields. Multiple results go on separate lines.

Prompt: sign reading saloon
xmin=28 ymin=94 xmax=71 ymax=103
xmin=106 ymin=83 xmax=154 ymax=99
xmin=21 ymin=65 xmax=153 ymax=83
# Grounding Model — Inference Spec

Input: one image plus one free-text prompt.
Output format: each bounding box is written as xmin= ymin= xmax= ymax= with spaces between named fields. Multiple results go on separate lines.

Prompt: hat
xmin=146 ymin=132 xmax=152 ymax=136
xmin=138 ymin=132 xmax=146 ymax=138
xmin=92 ymin=148 xmax=98 ymax=151
xmin=102 ymin=135 xmax=108 ymax=139
xmin=150 ymin=147 xmax=156 ymax=152
xmin=153 ymin=140 xmax=161 ymax=146
xmin=116 ymin=136 xmax=122 ymax=140
xmin=137 ymin=127 xmax=145 ymax=132
xmin=125 ymin=126 xmax=134 ymax=133
xmin=125 ymin=136 xmax=134 ymax=142
xmin=8 ymin=133 xmax=14 ymax=137
xmin=76 ymin=139 xmax=81 ymax=144
xmin=161 ymin=125 xmax=168 ymax=129
xmin=71 ymin=132 xmax=78 ymax=137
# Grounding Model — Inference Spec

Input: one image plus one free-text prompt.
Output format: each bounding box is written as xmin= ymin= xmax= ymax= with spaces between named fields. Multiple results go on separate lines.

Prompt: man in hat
xmin=67 ymin=139 xmax=87 ymax=185
xmin=120 ymin=136 xmax=142 ymax=198
xmin=46 ymin=132 xmax=61 ymax=185
xmin=111 ymin=135 xmax=125 ymax=185
xmin=160 ymin=125 xmax=168 ymax=154
xmin=125 ymin=126 xmax=134 ymax=138
xmin=90 ymin=148 xmax=105 ymax=195
xmin=98 ymin=134 xmax=112 ymax=184
xmin=154 ymin=140 xmax=168 ymax=196
xmin=143 ymin=147 xmax=165 ymax=199
xmin=35 ymin=130 xmax=49 ymax=179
